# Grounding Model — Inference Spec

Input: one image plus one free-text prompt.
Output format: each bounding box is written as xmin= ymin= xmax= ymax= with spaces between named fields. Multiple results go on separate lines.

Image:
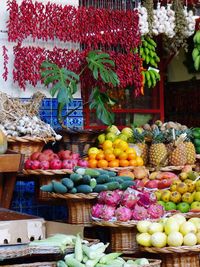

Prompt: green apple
xmin=165 ymin=201 xmax=176 ymax=211
xmin=158 ymin=200 xmax=166 ymax=208
xmin=176 ymin=202 xmax=190 ymax=213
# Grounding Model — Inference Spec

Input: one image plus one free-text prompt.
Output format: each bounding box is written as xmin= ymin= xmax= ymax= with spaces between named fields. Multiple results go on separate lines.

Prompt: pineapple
xmin=149 ymin=128 xmax=168 ymax=167
xmin=168 ymin=131 xmax=187 ymax=166
xmin=184 ymin=129 xmax=196 ymax=165
xmin=133 ymin=129 xmax=149 ymax=165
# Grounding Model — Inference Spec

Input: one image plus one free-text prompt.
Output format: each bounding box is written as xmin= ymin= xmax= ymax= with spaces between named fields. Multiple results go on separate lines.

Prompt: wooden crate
xmin=0 ymin=150 xmax=24 ymax=172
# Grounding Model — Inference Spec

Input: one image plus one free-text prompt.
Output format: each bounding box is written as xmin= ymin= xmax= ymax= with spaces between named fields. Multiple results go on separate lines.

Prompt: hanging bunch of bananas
xmin=192 ymin=31 xmax=200 ymax=71
xmin=139 ymin=36 xmax=160 ymax=89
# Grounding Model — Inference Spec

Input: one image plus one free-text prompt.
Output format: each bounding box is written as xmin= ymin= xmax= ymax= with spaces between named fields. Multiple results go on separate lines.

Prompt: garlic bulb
xmin=183 ymin=7 xmax=196 ymax=37
xmin=135 ymin=3 xmax=149 ymax=36
xmin=152 ymin=3 xmax=175 ymax=38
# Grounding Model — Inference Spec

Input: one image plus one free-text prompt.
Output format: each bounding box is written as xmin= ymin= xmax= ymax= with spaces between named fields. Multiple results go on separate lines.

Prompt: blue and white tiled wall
xmin=11 ymin=98 xmax=83 ymax=221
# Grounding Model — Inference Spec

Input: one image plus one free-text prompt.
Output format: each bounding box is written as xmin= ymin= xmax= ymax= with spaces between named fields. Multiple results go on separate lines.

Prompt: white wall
xmin=0 ymin=0 xmax=80 ymax=98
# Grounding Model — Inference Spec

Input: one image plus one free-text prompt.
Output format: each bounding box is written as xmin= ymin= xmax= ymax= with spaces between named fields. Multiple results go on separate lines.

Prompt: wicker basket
xmin=141 ymin=245 xmax=200 ymax=267
xmin=124 ymin=258 xmax=161 ymax=267
xmin=2 ymin=262 xmax=56 ymax=267
xmin=111 ymin=226 xmax=138 ymax=254
xmin=8 ymin=136 xmax=56 ymax=159
xmin=51 ymin=192 xmax=98 ymax=225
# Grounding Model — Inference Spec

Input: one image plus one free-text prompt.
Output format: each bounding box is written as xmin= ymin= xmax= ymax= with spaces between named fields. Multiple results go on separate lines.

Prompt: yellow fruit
xmin=136 ymin=156 xmax=144 ymax=166
xmin=104 ymin=148 xmax=114 ymax=154
xmin=118 ymin=152 xmax=128 ymax=160
xmin=113 ymin=138 xmax=121 ymax=147
xmin=113 ymin=148 xmax=122 ymax=157
xmin=118 ymin=133 xmax=128 ymax=141
xmin=126 ymin=147 xmax=136 ymax=154
xmin=105 ymin=132 xmax=117 ymax=142
xmin=88 ymin=147 xmax=99 ymax=155
xmin=102 ymin=140 xmax=113 ymax=150
xmin=116 ymin=140 xmax=129 ymax=151
xmin=176 ymin=182 xmax=188 ymax=194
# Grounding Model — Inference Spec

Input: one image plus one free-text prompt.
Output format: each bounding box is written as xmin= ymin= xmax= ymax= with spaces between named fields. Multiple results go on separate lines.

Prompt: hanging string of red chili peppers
xmin=7 ymin=0 xmax=140 ymax=51
xmin=2 ymin=46 xmax=9 ymax=81
xmin=13 ymin=44 xmax=142 ymax=96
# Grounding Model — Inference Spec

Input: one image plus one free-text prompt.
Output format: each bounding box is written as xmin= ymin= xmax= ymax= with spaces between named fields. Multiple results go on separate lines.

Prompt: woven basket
xmin=110 ymin=226 xmax=138 ymax=254
xmin=8 ymin=136 xmax=56 ymax=159
xmin=124 ymin=258 xmax=161 ymax=267
xmin=2 ymin=262 xmax=56 ymax=267
xmin=0 ymin=245 xmax=30 ymax=260
xmin=51 ymin=192 xmax=98 ymax=225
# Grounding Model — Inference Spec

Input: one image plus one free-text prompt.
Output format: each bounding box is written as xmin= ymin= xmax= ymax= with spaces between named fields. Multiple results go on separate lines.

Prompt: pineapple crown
xmin=133 ymin=129 xmax=146 ymax=143
xmin=151 ymin=127 xmax=166 ymax=144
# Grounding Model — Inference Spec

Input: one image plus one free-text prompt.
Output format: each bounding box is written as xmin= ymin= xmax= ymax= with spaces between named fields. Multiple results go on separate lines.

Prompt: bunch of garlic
xmin=0 ymin=116 xmax=62 ymax=141
xmin=183 ymin=7 xmax=196 ymax=37
xmin=135 ymin=3 xmax=149 ymax=36
xmin=152 ymin=3 xmax=175 ymax=38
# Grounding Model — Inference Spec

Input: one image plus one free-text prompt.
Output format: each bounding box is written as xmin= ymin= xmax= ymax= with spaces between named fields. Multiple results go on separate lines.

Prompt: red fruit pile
xmin=91 ymin=188 xmax=164 ymax=222
xmin=24 ymin=149 xmax=88 ymax=170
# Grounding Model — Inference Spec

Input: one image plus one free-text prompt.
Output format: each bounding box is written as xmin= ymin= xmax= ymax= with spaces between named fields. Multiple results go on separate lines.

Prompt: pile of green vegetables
xmin=192 ymin=128 xmax=200 ymax=154
xmin=57 ymin=234 xmax=150 ymax=267
xmin=40 ymin=167 xmax=135 ymax=194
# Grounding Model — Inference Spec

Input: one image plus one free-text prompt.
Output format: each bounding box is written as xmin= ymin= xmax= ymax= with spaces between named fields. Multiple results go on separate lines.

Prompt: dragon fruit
xmin=147 ymin=204 xmax=164 ymax=219
xmin=100 ymin=190 xmax=122 ymax=207
xmin=132 ymin=204 xmax=148 ymax=220
xmin=137 ymin=191 xmax=154 ymax=208
xmin=91 ymin=204 xmax=104 ymax=218
xmin=101 ymin=205 xmax=116 ymax=221
xmin=97 ymin=191 xmax=108 ymax=204
xmin=121 ymin=191 xmax=138 ymax=209
xmin=115 ymin=206 xmax=132 ymax=221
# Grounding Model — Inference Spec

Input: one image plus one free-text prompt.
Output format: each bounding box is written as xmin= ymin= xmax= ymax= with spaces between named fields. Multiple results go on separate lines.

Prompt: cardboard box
xmin=0 ymin=150 xmax=24 ymax=172
xmin=46 ymin=221 xmax=84 ymax=238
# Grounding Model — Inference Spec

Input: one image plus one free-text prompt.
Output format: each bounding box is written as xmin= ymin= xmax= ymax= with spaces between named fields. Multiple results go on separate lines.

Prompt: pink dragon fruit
xmin=97 ymin=191 xmax=108 ymax=204
xmin=115 ymin=206 xmax=132 ymax=221
xmin=147 ymin=204 xmax=164 ymax=219
xmin=120 ymin=191 xmax=138 ymax=209
xmin=91 ymin=204 xmax=104 ymax=218
xmin=132 ymin=204 xmax=148 ymax=220
xmin=137 ymin=191 xmax=152 ymax=208
xmin=100 ymin=190 xmax=121 ymax=207
xmin=101 ymin=205 xmax=116 ymax=221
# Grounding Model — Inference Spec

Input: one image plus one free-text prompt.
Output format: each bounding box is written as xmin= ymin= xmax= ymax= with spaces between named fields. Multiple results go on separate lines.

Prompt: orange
xmin=108 ymin=159 xmax=119 ymax=167
xmin=105 ymin=153 xmax=116 ymax=162
xmin=89 ymin=153 xmax=97 ymax=159
xmin=118 ymin=152 xmax=128 ymax=160
xmin=104 ymin=148 xmax=114 ymax=155
xmin=127 ymin=153 xmax=136 ymax=160
xmin=117 ymin=140 xmax=129 ymax=151
xmin=96 ymin=152 xmax=105 ymax=160
xmin=102 ymin=140 xmax=113 ymax=150
xmin=128 ymin=159 xmax=138 ymax=167
xmin=97 ymin=159 xmax=109 ymax=168
xmin=119 ymin=159 xmax=129 ymax=167
xmin=88 ymin=159 xmax=98 ymax=168
xmin=136 ymin=156 xmax=144 ymax=166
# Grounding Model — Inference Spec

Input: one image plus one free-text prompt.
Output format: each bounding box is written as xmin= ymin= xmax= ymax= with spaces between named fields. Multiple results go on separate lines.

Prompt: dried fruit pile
xmin=91 ymin=188 xmax=164 ymax=221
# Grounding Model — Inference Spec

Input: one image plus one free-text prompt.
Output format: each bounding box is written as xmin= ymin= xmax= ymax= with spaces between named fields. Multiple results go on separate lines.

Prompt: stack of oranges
xmin=87 ymin=139 xmax=144 ymax=168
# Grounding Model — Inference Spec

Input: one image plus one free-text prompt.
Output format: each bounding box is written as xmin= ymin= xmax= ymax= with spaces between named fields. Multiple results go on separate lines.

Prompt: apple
xmin=24 ymin=159 xmax=33 ymax=169
xmin=38 ymin=153 xmax=49 ymax=162
xmin=31 ymin=160 xmax=40 ymax=170
xmin=30 ymin=152 xmax=42 ymax=160
xmin=42 ymin=149 xmax=54 ymax=155
xmin=50 ymin=159 xmax=62 ymax=169
xmin=39 ymin=160 xmax=50 ymax=170
xmin=191 ymin=201 xmax=200 ymax=211
xmin=62 ymin=160 xmax=73 ymax=169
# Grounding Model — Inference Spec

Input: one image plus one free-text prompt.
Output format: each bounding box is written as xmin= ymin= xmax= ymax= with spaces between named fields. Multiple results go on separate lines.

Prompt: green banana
xmin=197 ymin=31 xmax=200 ymax=44
xmin=149 ymin=58 xmax=157 ymax=68
xmin=194 ymin=55 xmax=200 ymax=71
xmin=144 ymin=47 xmax=149 ymax=55
xmin=145 ymin=71 xmax=150 ymax=81
xmin=192 ymin=48 xmax=199 ymax=61
xmin=145 ymin=55 xmax=150 ymax=64
xmin=147 ymin=78 xmax=152 ymax=88
xmin=146 ymin=37 xmax=157 ymax=47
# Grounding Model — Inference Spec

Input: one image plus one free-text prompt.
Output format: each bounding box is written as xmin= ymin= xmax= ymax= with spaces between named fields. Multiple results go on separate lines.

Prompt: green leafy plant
xmin=40 ymin=50 xmax=119 ymax=128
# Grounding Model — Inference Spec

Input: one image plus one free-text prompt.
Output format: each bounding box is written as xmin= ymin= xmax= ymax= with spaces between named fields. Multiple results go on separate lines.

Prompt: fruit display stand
xmin=140 ymin=245 xmax=200 ymax=267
